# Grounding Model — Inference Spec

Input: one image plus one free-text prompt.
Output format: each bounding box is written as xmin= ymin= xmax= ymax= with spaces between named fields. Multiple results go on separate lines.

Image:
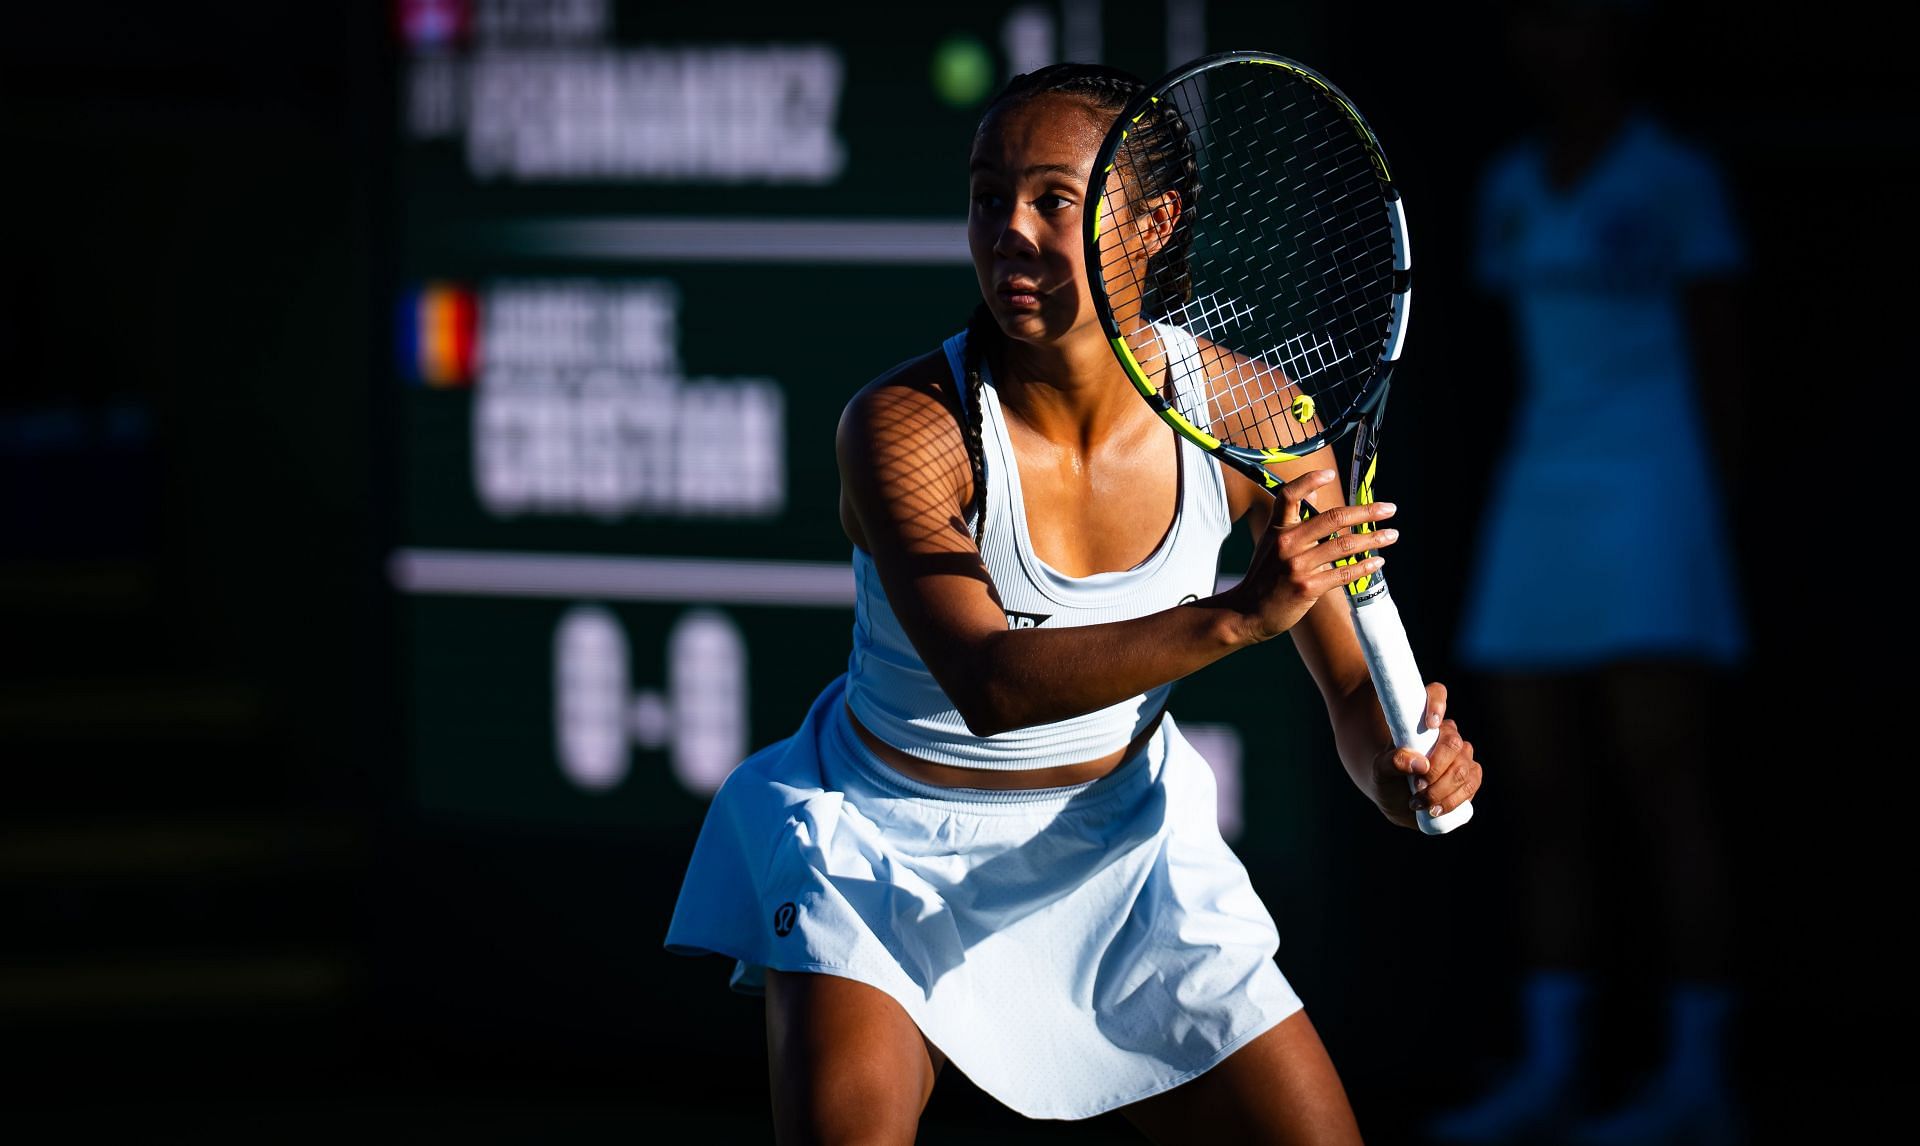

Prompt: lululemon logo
xmin=773 ymin=902 xmax=797 ymax=937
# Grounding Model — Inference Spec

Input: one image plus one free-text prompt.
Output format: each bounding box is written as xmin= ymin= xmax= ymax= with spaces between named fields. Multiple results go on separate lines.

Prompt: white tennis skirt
xmin=663 ymin=675 xmax=1303 ymax=1120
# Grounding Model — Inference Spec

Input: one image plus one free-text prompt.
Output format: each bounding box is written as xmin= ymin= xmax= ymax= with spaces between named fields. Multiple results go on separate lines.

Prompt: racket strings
xmin=1102 ymin=67 xmax=1396 ymax=454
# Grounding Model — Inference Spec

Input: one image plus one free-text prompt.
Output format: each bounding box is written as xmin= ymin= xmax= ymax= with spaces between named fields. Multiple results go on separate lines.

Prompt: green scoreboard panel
xmin=390 ymin=0 xmax=1329 ymax=867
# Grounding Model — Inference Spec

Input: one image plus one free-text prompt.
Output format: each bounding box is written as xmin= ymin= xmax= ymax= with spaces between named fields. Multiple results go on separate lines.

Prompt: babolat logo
xmin=1005 ymin=610 xmax=1051 ymax=629
xmin=1351 ymin=574 xmax=1389 ymax=605
xmin=773 ymin=902 xmax=797 ymax=937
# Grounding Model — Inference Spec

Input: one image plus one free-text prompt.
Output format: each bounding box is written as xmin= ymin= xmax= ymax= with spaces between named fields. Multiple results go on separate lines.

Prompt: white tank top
xmin=843 ymin=325 xmax=1234 ymax=768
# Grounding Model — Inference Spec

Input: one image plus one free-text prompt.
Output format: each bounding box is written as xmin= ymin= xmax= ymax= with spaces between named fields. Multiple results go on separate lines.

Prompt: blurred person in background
xmin=1425 ymin=4 xmax=1748 ymax=1145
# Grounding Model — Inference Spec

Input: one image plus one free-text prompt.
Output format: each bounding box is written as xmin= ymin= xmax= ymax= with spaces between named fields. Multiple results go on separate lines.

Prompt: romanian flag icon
xmin=401 ymin=283 xmax=477 ymax=388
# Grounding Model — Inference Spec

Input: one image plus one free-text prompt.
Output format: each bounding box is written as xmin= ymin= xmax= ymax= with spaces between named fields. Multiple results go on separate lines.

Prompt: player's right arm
xmin=835 ymin=355 xmax=1393 ymax=736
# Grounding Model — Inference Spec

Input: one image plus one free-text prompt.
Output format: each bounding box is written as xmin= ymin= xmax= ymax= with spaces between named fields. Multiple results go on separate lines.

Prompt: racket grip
xmin=1347 ymin=578 xmax=1474 ymax=836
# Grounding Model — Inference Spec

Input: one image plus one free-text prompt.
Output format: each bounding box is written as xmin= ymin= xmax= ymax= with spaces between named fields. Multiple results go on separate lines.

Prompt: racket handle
xmin=1347 ymin=578 xmax=1474 ymax=836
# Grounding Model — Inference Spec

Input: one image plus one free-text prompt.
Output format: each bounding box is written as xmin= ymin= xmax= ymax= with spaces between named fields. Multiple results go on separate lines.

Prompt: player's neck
xmin=996 ymin=330 xmax=1142 ymax=445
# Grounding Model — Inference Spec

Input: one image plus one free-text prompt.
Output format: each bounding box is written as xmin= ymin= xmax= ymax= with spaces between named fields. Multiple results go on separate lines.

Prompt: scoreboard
xmin=387 ymin=0 xmax=1329 ymax=866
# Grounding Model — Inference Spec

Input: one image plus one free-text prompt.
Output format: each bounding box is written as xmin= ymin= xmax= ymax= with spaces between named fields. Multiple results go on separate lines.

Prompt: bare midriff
xmin=846 ymin=704 xmax=1164 ymax=790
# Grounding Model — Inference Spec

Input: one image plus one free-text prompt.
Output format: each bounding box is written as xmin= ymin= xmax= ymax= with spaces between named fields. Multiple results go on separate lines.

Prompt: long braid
xmin=961 ymin=304 xmax=995 ymax=543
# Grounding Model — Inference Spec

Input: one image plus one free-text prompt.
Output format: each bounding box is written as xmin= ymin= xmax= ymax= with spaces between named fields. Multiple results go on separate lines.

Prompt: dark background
xmin=1 ymin=1 xmax=1901 ymax=1141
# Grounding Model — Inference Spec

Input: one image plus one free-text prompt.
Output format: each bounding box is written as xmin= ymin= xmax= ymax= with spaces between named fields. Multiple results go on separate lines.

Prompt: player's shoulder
xmin=1186 ymin=329 xmax=1307 ymax=505
xmin=853 ymin=345 xmax=958 ymax=405
xmin=1191 ymin=331 xmax=1250 ymax=373
xmin=1191 ymin=331 xmax=1291 ymax=401
xmin=836 ymin=345 xmax=967 ymax=462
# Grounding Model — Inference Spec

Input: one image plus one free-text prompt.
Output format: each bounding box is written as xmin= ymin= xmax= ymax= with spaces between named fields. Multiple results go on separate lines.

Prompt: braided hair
xmin=959 ymin=63 xmax=1199 ymax=542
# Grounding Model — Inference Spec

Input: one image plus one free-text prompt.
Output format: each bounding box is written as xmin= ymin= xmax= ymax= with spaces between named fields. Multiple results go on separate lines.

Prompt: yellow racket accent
xmin=1101 ymin=97 xmax=1160 ymax=245
xmin=1337 ymin=453 xmax=1382 ymax=596
xmin=1290 ymin=394 xmax=1316 ymax=424
xmin=1110 ymin=336 xmax=1222 ymax=451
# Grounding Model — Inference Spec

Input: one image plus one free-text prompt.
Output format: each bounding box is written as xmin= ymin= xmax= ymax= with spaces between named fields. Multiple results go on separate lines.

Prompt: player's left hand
xmin=1372 ymin=682 xmax=1481 ymax=830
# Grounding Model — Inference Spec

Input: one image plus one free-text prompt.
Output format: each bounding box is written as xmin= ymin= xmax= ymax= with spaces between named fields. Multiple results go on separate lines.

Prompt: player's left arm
xmin=1292 ymin=578 xmax=1479 ymax=830
xmin=1230 ymin=461 xmax=1481 ymax=830
xmin=1199 ymin=337 xmax=1480 ymax=827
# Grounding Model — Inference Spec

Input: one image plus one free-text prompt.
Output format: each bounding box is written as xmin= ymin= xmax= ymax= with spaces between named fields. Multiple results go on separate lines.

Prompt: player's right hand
xmin=1231 ymin=469 xmax=1398 ymax=643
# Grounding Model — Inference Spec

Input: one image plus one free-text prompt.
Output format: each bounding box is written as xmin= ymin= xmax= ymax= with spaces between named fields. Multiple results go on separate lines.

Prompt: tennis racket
xmin=1084 ymin=50 xmax=1472 ymax=835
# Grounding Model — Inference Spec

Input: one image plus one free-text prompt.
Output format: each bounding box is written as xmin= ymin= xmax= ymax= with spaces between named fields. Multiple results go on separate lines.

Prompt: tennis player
xmin=666 ymin=64 xmax=1483 ymax=1144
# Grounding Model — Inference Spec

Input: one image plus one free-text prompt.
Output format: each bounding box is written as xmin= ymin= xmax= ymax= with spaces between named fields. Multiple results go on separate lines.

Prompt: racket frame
xmin=1085 ymin=50 xmax=1408 ymax=490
